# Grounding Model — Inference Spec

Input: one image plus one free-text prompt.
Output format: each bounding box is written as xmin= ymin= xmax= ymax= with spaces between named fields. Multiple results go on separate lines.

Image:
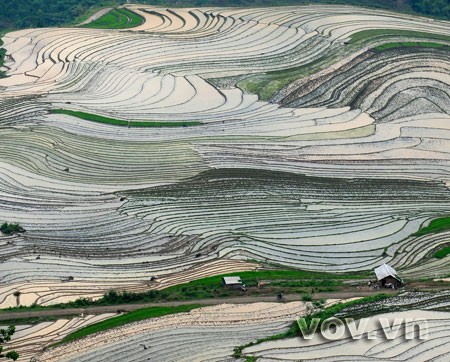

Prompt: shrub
xmin=302 ymin=293 xmax=313 ymax=302
xmin=434 ymin=246 xmax=450 ymax=259
xmin=0 ymin=223 xmax=25 ymax=235
xmin=0 ymin=325 xmax=19 ymax=360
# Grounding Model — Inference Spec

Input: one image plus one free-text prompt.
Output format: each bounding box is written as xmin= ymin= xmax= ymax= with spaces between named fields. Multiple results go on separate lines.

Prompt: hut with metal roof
xmin=374 ymin=263 xmax=403 ymax=289
xmin=222 ymin=276 xmax=243 ymax=290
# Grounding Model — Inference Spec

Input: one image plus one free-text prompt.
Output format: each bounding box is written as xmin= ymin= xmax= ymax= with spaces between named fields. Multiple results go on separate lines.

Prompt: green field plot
xmin=415 ymin=216 xmax=450 ymax=236
xmin=81 ymin=8 xmax=144 ymax=29
xmin=50 ymin=109 xmax=201 ymax=127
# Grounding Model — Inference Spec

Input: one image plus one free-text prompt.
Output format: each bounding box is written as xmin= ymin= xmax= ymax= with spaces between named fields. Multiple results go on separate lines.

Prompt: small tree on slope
xmin=0 ymin=326 xmax=19 ymax=361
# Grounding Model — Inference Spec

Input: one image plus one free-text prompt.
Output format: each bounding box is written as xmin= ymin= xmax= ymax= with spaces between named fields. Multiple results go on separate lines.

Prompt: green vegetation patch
xmin=350 ymin=29 xmax=450 ymax=44
xmin=2 ymin=269 xmax=369 ymax=313
xmin=414 ymin=216 xmax=450 ymax=236
xmin=0 ymin=222 xmax=25 ymax=235
xmin=50 ymin=109 xmax=201 ymax=127
xmin=81 ymin=8 xmax=144 ymax=29
xmin=69 ymin=5 xmax=118 ymax=26
xmin=0 ymin=325 xmax=19 ymax=361
xmin=74 ymin=269 xmax=366 ymax=306
xmin=434 ymin=246 xmax=450 ymax=259
xmin=234 ymin=293 xmax=392 ymax=359
xmin=237 ymin=55 xmax=332 ymax=101
xmin=374 ymin=41 xmax=450 ymax=51
xmin=55 ymin=304 xmax=201 ymax=346
xmin=0 ymin=32 xmax=6 ymax=78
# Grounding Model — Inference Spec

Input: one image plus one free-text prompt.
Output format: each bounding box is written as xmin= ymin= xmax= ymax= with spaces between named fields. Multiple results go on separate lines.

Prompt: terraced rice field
xmin=243 ymin=291 xmax=450 ymax=361
xmin=0 ymin=4 xmax=449 ymax=305
xmin=33 ymin=301 xmax=314 ymax=362
xmin=20 ymin=292 xmax=448 ymax=361
xmin=1 ymin=313 xmax=116 ymax=361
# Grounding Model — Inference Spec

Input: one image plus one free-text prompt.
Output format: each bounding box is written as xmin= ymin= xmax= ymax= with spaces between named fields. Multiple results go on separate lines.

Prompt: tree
xmin=4 ymin=352 xmax=18 ymax=361
xmin=0 ymin=326 xmax=19 ymax=361
xmin=0 ymin=223 xmax=25 ymax=235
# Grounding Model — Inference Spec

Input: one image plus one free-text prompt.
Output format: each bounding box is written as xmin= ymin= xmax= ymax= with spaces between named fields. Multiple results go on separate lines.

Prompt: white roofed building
xmin=222 ymin=276 xmax=243 ymax=289
xmin=374 ymin=263 xmax=403 ymax=289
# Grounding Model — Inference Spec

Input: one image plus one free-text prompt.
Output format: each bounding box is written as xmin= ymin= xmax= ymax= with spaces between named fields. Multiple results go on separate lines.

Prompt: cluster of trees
xmin=60 ymin=289 xmax=188 ymax=308
xmin=0 ymin=223 xmax=25 ymax=235
xmin=0 ymin=0 xmax=119 ymax=30
xmin=411 ymin=0 xmax=450 ymax=18
xmin=0 ymin=39 xmax=5 ymax=78
xmin=0 ymin=0 xmax=448 ymax=32
xmin=0 ymin=326 xmax=19 ymax=361
xmin=53 ymin=283 xmax=235 ymax=309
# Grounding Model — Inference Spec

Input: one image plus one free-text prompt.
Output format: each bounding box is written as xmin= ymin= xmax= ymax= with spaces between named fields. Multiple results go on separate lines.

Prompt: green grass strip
xmin=374 ymin=41 xmax=450 ymax=51
xmin=50 ymin=109 xmax=201 ymax=127
xmin=434 ymin=246 xmax=450 ymax=259
xmin=414 ymin=216 xmax=450 ymax=236
xmin=350 ymin=29 xmax=450 ymax=44
xmin=81 ymin=8 xmax=144 ymax=29
xmin=145 ymin=269 xmax=367 ymax=301
xmin=234 ymin=293 xmax=392 ymax=359
xmin=54 ymin=304 xmax=202 ymax=346
xmin=128 ymin=268 xmax=368 ymax=298
xmin=177 ymin=269 xmax=369 ymax=286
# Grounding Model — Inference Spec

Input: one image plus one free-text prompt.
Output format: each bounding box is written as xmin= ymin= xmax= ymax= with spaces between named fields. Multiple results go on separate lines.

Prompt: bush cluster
xmin=0 ymin=223 xmax=25 ymax=235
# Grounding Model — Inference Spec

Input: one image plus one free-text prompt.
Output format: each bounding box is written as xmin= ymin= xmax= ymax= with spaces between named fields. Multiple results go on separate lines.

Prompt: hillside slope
xmin=0 ymin=0 xmax=448 ymax=31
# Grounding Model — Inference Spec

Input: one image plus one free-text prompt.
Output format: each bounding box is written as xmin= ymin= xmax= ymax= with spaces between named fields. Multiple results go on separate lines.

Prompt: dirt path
xmin=77 ymin=8 xmax=112 ymax=26
xmin=0 ymin=290 xmax=398 ymax=321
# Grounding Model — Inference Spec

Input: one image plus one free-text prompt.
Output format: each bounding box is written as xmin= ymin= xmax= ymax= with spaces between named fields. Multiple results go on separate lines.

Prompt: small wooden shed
xmin=222 ymin=276 xmax=243 ymax=290
xmin=374 ymin=263 xmax=403 ymax=289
